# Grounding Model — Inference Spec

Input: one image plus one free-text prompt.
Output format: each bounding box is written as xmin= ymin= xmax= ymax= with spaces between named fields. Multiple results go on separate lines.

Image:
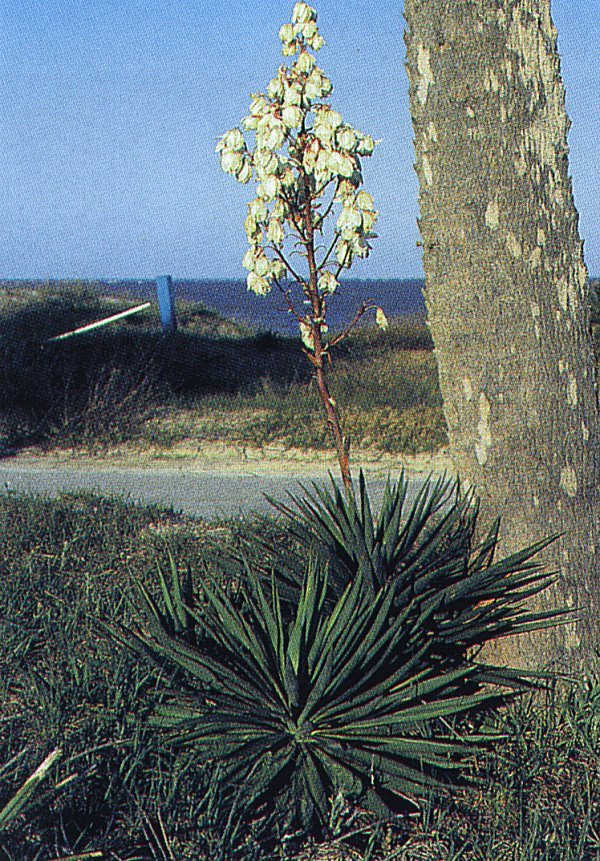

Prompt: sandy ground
xmin=1 ymin=441 xmax=455 ymax=478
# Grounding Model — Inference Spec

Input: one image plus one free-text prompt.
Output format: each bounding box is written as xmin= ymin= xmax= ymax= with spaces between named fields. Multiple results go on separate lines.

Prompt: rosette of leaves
xmin=113 ymin=560 xmax=507 ymax=833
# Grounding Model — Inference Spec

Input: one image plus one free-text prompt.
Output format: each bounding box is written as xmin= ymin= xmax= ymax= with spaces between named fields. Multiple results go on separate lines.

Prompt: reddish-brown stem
xmin=301 ymin=171 xmax=353 ymax=494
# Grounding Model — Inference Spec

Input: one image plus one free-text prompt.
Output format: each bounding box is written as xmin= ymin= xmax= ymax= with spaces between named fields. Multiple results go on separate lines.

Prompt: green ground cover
xmin=0 ymin=490 xmax=598 ymax=859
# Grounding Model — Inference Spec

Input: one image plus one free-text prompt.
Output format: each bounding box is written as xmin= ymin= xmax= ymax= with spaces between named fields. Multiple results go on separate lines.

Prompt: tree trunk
xmin=404 ymin=0 xmax=599 ymax=670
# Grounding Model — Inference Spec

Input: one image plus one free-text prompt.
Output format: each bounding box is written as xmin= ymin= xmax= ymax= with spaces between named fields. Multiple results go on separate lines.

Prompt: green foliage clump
xmin=113 ymin=473 xmax=569 ymax=837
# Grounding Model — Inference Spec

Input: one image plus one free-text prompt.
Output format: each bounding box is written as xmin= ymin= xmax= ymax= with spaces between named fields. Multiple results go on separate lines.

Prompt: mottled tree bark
xmin=404 ymin=0 xmax=599 ymax=670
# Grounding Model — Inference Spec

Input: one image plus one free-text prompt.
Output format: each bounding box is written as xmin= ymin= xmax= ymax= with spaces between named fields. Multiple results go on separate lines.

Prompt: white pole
xmin=47 ymin=302 xmax=152 ymax=342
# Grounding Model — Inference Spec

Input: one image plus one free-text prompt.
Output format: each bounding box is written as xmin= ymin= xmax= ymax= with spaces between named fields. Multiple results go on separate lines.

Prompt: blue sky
xmin=0 ymin=0 xmax=598 ymax=279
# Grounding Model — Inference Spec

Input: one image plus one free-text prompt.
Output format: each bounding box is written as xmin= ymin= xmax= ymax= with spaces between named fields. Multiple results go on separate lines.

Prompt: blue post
xmin=156 ymin=275 xmax=177 ymax=333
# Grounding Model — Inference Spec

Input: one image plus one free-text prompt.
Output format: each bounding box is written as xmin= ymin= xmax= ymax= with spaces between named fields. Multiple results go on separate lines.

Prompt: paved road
xmin=0 ymin=462 xmax=435 ymax=520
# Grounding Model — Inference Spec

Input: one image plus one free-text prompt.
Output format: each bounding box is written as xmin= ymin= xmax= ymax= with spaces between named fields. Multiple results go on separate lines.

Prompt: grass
xmin=0 ymin=281 xmax=446 ymax=457
xmin=0 ymin=490 xmax=598 ymax=859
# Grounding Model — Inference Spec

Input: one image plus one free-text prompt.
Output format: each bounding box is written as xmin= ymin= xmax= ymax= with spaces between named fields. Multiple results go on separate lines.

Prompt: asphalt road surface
xmin=0 ymin=462 xmax=436 ymax=520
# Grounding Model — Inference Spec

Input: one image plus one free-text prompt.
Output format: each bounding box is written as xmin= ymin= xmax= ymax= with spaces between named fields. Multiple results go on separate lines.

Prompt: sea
xmin=3 ymin=278 xmax=426 ymax=337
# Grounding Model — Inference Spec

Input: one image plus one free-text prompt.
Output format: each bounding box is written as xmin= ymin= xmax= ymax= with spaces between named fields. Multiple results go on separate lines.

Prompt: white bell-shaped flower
xmin=216 ymin=128 xmax=245 ymax=153
xmin=236 ymin=160 xmax=253 ymax=184
xmin=279 ymin=23 xmax=295 ymax=45
xmin=282 ymin=106 xmax=303 ymax=129
xmin=335 ymin=239 xmax=353 ymax=267
xmin=293 ymin=51 xmax=315 ymax=75
xmin=298 ymin=20 xmax=319 ymax=42
xmin=307 ymin=32 xmax=325 ymax=51
xmin=318 ymin=271 xmax=339 ymax=295
xmin=244 ymin=215 xmax=261 ymax=242
xmin=248 ymin=198 xmax=268 ymax=222
xmin=254 ymin=150 xmax=279 ymax=177
xmin=267 ymin=218 xmax=285 ymax=245
xmin=256 ymin=116 xmax=287 ymax=151
xmin=220 ymin=150 xmax=243 ymax=175
xmin=328 ymin=151 xmax=355 ymax=178
xmin=280 ymin=167 xmax=296 ymax=189
xmin=335 ymin=180 xmax=357 ymax=202
xmin=336 ymin=127 xmax=357 ymax=152
xmin=337 ymin=202 xmax=362 ymax=238
xmin=247 ymin=272 xmax=272 ymax=295
xmin=284 ymin=83 xmax=303 ymax=107
xmin=271 ymin=259 xmax=286 ymax=280
xmin=272 ymin=199 xmax=287 ymax=219
xmin=257 ymin=174 xmax=282 ymax=201
xmin=242 ymin=247 xmax=258 ymax=271
xmin=303 ymin=138 xmax=321 ymax=172
xmin=267 ymin=75 xmax=285 ymax=101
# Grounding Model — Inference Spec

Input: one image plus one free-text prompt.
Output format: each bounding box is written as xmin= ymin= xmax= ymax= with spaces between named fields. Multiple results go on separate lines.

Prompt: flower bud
xmin=356 ymin=135 xmax=375 ymax=156
xmin=299 ymin=321 xmax=315 ymax=350
xmin=376 ymin=308 xmax=389 ymax=331
xmin=292 ymin=2 xmax=317 ymax=25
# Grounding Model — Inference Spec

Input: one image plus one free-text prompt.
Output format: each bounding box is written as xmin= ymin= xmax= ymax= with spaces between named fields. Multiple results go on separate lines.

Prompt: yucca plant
xmin=257 ymin=471 xmax=568 ymax=682
xmin=112 ymin=559 xmax=511 ymax=834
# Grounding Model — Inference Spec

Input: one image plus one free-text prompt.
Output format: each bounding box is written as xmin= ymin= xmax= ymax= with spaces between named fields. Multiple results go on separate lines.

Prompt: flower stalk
xmin=216 ymin=2 xmax=388 ymax=490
